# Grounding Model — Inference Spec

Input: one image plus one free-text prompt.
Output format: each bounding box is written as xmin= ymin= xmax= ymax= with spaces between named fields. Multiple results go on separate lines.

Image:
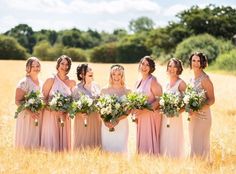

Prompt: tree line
xmin=0 ymin=4 xmax=236 ymax=69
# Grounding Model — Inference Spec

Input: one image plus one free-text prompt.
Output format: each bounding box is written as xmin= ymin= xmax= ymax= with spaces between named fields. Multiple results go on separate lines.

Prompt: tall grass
xmin=0 ymin=60 xmax=235 ymax=174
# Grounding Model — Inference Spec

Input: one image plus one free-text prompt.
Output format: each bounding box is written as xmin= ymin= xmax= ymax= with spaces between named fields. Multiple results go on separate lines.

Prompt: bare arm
xmin=201 ymin=76 xmax=215 ymax=107
xmin=42 ymin=78 xmax=54 ymax=102
xmin=15 ymin=88 xmax=26 ymax=106
xmin=150 ymin=77 xmax=163 ymax=110
xmin=178 ymin=80 xmax=187 ymax=94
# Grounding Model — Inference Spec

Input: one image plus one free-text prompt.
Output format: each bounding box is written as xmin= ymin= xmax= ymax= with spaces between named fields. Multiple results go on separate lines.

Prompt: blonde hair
xmin=25 ymin=57 xmax=40 ymax=75
xmin=109 ymin=65 xmax=125 ymax=87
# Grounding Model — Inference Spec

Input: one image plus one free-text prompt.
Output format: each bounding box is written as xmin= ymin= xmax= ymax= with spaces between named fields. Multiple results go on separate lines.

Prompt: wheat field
xmin=0 ymin=60 xmax=235 ymax=174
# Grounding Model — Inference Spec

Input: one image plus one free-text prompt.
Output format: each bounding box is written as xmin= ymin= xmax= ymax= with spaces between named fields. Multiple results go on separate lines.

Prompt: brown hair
xmin=76 ymin=64 xmax=88 ymax=82
xmin=189 ymin=52 xmax=208 ymax=69
xmin=166 ymin=58 xmax=183 ymax=75
xmin=56 ymin=55 xmax=72 ymax=74
xmin=139 ymin=56 xmax=155 ymax=74
xmin=26 ymin=57 xmax=40 ymax=74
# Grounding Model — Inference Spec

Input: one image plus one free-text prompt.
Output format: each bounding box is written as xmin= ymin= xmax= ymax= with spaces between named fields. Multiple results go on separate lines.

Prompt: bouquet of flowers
xmin=123 ymin=92 xmax=152 ymax=122
xmin=159 ymin=92 xmax=184 ymax=127
xmin=15 ymin=90 xmax=45 ymax=126
xmin=69 ymin=94 xmax=96 ymax=127
xmin=48 ymin=91 xmax=72 ymax=127
xmin=96 ymin=95 xmax=127 ymax=131
xmin=183 ymin=85 xmax=206 ymax=121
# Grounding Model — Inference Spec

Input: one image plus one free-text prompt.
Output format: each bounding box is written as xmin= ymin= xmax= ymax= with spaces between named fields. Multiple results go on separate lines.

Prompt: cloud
xmin=163 ymin=4 xmax=188 ymax=17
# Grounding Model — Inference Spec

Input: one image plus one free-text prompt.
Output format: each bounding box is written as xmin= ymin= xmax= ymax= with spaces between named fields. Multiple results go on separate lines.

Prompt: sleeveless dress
xmin=160 ymin=79 xmax=185 ymax=158
xmin=72 ymin=82 xmax=101 ymax=149
xmin=189 ymin=74 xmax=212 ymax=159
xmin=41 ymin=75 xmax=71 ymax=151
xmin=15 ymin=76 xmax=42 ymax=149
xmin=101 ymin=88 xmax=129 ymax=153
xmin=135 ymin=75 xmax=162 ymax=155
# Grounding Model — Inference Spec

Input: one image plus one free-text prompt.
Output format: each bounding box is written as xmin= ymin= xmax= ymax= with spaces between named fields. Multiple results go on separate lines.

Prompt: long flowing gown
xmin=101 ymin=88 xmax=130 ymax=153
xmin=160 ymin=79 xmax=185 ymax=158
xmin=189 ymin=74 xmax=212 ymax=159
xmin=135 ymin=75 xmax=162 ymax=155
xmin=15 ymin=76 xmax=42 ymax=149
xmin=72 ymin=82 xmax=101 ymax=149
xmin=41 ymin=75 xmax=71 ymax=151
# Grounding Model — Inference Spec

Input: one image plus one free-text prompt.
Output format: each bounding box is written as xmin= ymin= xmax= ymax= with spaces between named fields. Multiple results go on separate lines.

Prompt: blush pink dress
xmin=135 ymin=75 xmax=162 ymax=155
xmin=41 ymin=75 xmax=71 ymax=151
xmin=15 ymin=76 xmax=42 ymax=149
xmin=72 ymin=82 xmax=101 ymax=149
xmin=160 ymin=79 xmax=185 ymax=158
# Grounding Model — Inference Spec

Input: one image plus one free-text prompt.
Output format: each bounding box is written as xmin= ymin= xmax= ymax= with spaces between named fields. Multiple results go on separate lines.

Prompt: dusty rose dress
xmin=15 ymin=76 xmax=42 ymax=149
xmin=135 ymin=75 xmax=162 ymax=155
xmin=72 ymin=82 xmax=101 ymax=149
xmin=160 ymin=79 xmax=185 ymax=158
xmin=41 ymin=75 xmax=71 ymax=151
xmin=189 ymin=74 xmax=212 ymax=159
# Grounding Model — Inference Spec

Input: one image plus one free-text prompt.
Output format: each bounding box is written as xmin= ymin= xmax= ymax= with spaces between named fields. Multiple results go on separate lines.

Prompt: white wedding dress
xmin=101 ymin=87 xmax=130 ymax=153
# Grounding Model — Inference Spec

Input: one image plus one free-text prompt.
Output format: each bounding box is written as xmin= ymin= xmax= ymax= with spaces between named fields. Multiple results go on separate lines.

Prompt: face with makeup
xmin=139 ymin=59 xmax=151 ymax=76
xmin=84 ymin=67 xmax=94 ymax=84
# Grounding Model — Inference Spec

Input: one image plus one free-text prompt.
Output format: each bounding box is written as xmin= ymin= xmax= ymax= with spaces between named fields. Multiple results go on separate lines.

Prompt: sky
xmin=0 ymin=0 xmax=235 ymax=33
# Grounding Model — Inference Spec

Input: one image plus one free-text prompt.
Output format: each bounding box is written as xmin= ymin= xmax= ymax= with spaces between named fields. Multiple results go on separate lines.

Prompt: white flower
xmin=101 ymin=108 xmax=106 ymax=115
xmin=115 ymin=103 xmax=120 ymax=110
xmin=183 ymin=95 xmax=190 ymax=104
xmin=159 ymin=99 xmax=165 ymax=106
xmin=76 ymin=100 xmax=82 ymax=109
xmin=28 ymin=98 xmax=35 ymax=104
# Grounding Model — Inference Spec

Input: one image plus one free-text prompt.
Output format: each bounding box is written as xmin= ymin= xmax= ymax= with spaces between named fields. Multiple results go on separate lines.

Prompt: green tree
xmin=177 ymin=5 xmax=236 ymax=39
xmin=129 ymin=16 xmax=155 ymax=33
xmin=175 ymin=34 xmax=220 ymax=65
xmin=0 ymin=35 xmax=27 ymax=59
xmin=4 ymin=24 xmax=36 ymax=53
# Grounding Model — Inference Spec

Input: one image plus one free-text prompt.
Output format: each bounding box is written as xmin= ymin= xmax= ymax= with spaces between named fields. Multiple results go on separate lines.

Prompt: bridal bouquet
xmin=123 ymin=92 xmax=152 ymax=122
xmin=159 ymin=92 xmax=184 ymax=127
xmin=183 ymin=85 xmax=206 ymax=121
xmin=69 ymin=94 xmax=96 ymax=127
xmin=15 ymin=90 xmax=45 ymax=126
xmin=96 ymin=95 xmax=127 ymax=131
xmin=48 ymin=91 xmax=72 ymax=127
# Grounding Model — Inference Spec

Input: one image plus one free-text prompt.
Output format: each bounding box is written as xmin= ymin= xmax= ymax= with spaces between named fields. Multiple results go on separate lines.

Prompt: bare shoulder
xmin=151 ymin=76 xmax=161 ymax=86
xmin=69 ymin=79 xmax=76 ymax=87
xmin=43 ymin=77 xmax=54 ymax=86
xmin=179 ymin=78 xmax=187 ymax=91
xmin=202 ymin=74 xmax=213 ymax=86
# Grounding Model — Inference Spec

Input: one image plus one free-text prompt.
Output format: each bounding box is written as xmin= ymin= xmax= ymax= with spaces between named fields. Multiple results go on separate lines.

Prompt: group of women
xmin=15 ymin=52 xmax=215 ymax=160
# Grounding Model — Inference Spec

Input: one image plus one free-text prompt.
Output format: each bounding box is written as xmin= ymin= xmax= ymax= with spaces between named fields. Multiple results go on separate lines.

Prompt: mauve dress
xmin=41 ymin=75 xmax=71 ymax=151
xmin=15 ymin=76 xmax=42 ymax=149
xmin=135 ymin=75 xmax=162 ymax=155
xmin=72 ymin=82 xmax=101 ymax=149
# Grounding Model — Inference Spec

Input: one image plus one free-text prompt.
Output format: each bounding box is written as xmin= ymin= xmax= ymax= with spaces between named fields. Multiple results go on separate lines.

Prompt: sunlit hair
xmin=56 ymin=55 xmax=72 ymax=74
xmin=139 ymin=56 xmax=155 ymax=74
xmin=166 ymin=58 xmax=183 ymax=75
xmin=25 ymin=57 xmax=41 ymax=74
xmin=109 ymin=64 xmax=125 ymax=87
xmin=189 ymin=51 xmax=208 ymax=69
xmin=76 ymin=64 xmax=88 ymax=82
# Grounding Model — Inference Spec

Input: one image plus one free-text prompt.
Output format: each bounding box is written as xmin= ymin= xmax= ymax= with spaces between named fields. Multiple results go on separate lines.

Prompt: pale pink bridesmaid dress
xmin=15 ymin=76 xmax=42 ymax=149
xmin=160 ymin=79 xmax=185 ymax=158
xmin=41 ymin=75 xmax=71 ymax=151
xmin=135 ymin=75 xmax=162 ymax=155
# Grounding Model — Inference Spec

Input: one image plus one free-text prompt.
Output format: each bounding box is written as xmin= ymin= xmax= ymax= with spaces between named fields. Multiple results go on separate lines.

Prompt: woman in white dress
xmin=101 ymin=65 xmax=130 ymax=153
xmin=160 ymin=58 xmax=186 ymax=158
